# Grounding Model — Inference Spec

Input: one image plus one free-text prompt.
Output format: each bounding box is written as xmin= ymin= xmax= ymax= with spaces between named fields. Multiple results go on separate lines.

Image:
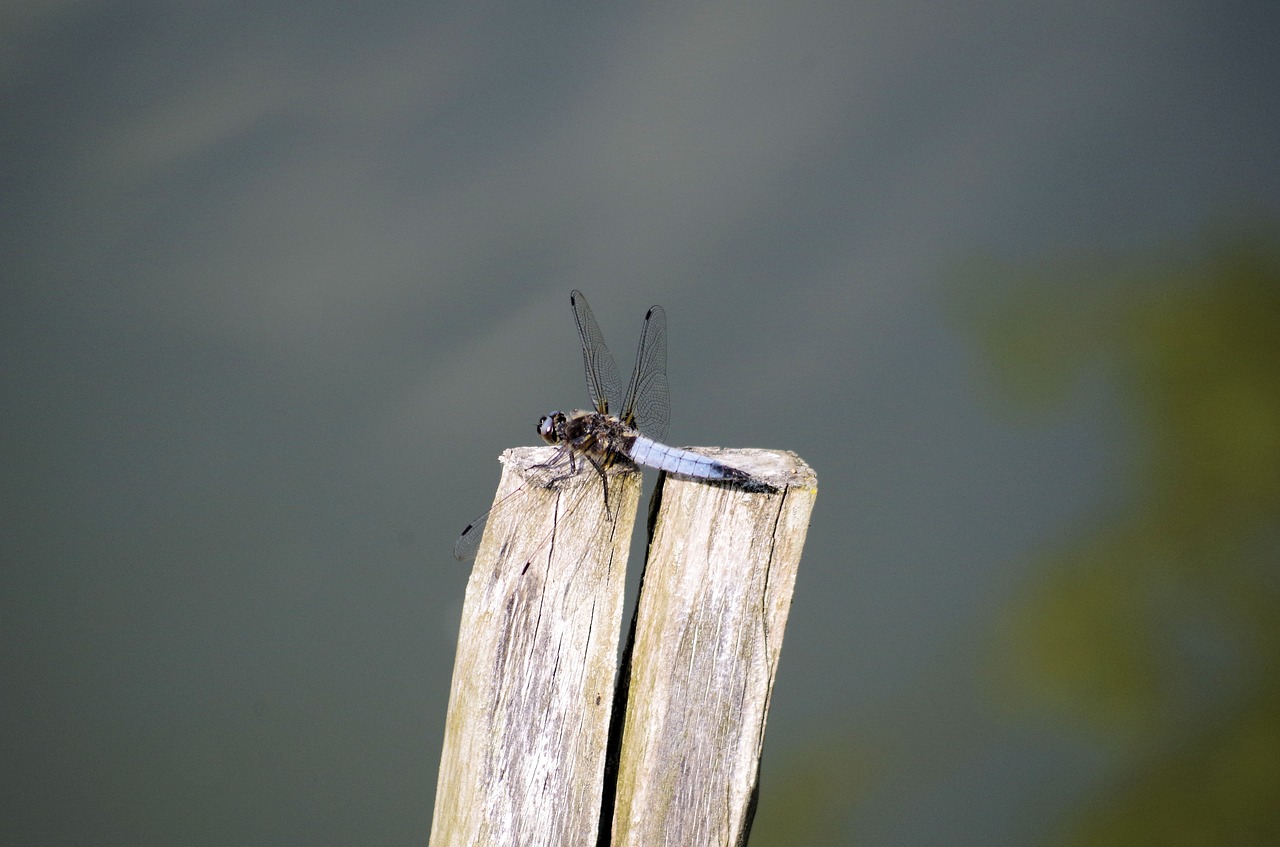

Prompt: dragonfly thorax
xmin=537 ymin=408 xmax=639 ymax=466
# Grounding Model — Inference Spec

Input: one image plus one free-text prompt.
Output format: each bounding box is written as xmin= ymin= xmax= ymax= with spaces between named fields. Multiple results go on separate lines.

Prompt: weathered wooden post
xmin=430 ymin=446 xmax=816 ymax=847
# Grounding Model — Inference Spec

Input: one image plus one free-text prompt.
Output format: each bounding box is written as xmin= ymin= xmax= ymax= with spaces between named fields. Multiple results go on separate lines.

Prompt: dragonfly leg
xmin=530 ymin=445 xmax=575 ymax=485
xmin=584 ymin=453 xmax=611 ymax=511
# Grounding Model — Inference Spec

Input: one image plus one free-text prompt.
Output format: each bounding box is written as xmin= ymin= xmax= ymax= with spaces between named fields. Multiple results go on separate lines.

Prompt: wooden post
xmin=430 ymin=446 xmax=816 ymax=847
xmin=609 ymin=449 xmax=817 ymax=847
xmin=429 ymin=446 xmax=641 ymax=847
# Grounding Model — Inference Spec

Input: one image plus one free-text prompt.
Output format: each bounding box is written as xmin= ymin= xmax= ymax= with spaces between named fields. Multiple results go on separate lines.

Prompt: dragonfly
xmin=453 ymin=289 xmax=762 ymax=561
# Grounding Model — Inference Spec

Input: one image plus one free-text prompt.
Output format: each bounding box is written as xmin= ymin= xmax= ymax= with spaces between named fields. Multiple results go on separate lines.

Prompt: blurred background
xmin=3 ymin=2 xmax=1278 ymax=844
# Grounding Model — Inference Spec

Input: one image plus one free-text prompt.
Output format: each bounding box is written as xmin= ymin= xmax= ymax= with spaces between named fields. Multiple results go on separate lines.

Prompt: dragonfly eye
xmin=537 ymin=414 xmax=560 ymax=444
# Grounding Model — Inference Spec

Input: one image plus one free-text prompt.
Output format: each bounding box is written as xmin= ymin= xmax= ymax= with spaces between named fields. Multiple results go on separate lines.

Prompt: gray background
xmin=3 ymin=1 xmax=1277 ymax=844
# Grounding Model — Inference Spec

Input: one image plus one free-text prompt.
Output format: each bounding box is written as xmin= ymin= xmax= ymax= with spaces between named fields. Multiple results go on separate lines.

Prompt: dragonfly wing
xmin=570 ymin=290 xmax=624 ymax=416
xmin=452 ymin=445 xmax=577 ymax=561
xmin=620 ymin=304 xmax=670 ymax=442
xmin=453 ymin=485 xmax=524 ymax=561
xmin=453 ymin=507 xmax=490 ymax=561
xmin=452 ymin=448 xmax=619 ymax=564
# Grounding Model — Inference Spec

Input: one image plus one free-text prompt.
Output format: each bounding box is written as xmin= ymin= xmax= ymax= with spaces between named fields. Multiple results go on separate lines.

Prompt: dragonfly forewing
xmin=570 ymin=290 xmax=624 ymax=416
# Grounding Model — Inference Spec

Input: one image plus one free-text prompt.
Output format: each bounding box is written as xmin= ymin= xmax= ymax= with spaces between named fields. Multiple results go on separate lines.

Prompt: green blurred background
xmin=3 ymin=2 xmax=1277 ymax=844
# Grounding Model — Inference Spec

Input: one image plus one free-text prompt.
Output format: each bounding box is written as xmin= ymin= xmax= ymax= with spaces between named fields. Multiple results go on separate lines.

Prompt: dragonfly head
xmin=537 ymin=411 xmax=567 ymax=445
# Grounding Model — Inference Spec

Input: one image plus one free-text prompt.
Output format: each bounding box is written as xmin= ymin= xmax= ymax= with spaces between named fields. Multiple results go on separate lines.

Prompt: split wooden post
xmin=429 ymin=447 xmax=641 ymax=847
xmin=429 ymin=447 xmax=816 ymax=847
